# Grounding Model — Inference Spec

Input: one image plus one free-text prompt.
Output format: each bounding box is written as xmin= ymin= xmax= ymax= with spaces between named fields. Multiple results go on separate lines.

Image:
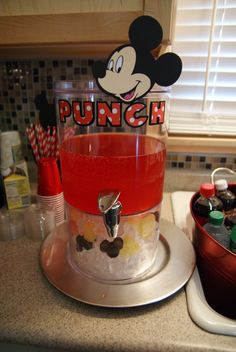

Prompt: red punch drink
xmin=60 ymin=133 xmax=166 ymax=215
xmin=55 ymin=81 xmax=169 ymax=282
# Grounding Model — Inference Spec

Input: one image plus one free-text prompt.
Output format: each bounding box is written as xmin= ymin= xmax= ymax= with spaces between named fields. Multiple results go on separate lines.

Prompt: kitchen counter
xmin=0 ymin=193 xmax=235 ymax=352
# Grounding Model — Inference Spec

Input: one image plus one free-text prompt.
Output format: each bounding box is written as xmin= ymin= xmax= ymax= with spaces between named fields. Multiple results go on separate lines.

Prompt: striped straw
xmin=26 ymin=126 xmax=40 ymax=163
xmin=55 ymin=134 xmax=60 ymax=160
xmin=35 ymin=123 xmax=44 ymax=157
xmin=26 ymin=123 xmax=61 ymax=161
xmin=51 ymin=126 xmax=57 ymax=157
xmin=46 ymin=126 xmax=51 ymax=157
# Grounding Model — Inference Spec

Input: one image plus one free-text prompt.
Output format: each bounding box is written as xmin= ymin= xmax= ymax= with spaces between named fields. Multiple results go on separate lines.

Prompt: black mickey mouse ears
xmin=155 ymin=53 xmax=182 ymax=87
xmin=128 ymin=15 xmax=182 ymax=87
xmin=129 ymin=15 xmax=163 ymax=52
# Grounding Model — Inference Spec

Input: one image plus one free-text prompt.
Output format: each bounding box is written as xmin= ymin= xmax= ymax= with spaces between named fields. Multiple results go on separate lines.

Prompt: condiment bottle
xmin=194 ymin=183 xmax=223 ymax=218
xmin=230 ymin=225 xmax=236 ymax=254
xmin=215 ymin=179 xmax=235 ymax=211
xmin=203 ymin=210 xmax=230 ymax=248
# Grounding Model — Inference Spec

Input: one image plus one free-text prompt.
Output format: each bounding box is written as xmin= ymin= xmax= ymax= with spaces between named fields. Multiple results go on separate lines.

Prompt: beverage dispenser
xmin=54 ymin=15 xmax=182 ymax=283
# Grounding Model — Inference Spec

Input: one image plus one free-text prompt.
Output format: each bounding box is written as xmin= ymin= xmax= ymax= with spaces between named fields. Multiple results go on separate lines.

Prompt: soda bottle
xmin=194 ymin=183 xmax=223 ymax=218
xmin=203 ymin=210 xmax=230 ymax=248
xmin=224 ymin=208 xmax=236 ymax=230
xmin=215 ymin=179 xmax=235 ymax=211
xmin=230 ymin=225 xmax=236 ymax=254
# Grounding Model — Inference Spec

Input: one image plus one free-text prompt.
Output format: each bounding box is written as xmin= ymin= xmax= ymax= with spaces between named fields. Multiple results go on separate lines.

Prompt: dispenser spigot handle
xmin=98 ymin=192 xmax=122 ymax=239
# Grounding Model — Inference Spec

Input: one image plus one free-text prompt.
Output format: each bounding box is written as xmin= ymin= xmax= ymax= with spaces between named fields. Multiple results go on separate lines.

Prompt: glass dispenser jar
xmin=55 ymin=80 xmax=169 ymax=283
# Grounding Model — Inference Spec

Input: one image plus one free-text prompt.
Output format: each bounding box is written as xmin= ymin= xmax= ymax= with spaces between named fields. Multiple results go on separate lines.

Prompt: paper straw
xmin=35 ymin=123 xmax=44 ymax=157
xmin=42 ymin=136 xmax=47 ymax=157
xmin=28 ymin=125 xmax=40 ymax=162
xmin=26 ymin=123 xmax=60 ymax=161
xmin=40 ymin=124 xmax=47 ymax=157
xmin=26 ymin=126 xmax=40 ymax=162
xmin=51 ymin=127 xmax=57 ymax=157
xmin=45 ymin=126 xmax=51 ymax=157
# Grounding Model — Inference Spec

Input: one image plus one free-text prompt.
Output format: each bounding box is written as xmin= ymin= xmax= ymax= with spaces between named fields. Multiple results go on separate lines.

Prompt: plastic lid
xmin=215 ymin=179 xmax=228 ymax=191
xmin=209 ymin=210 xmax=224 ymax=225
xmin=231 ymin=225 xmax=236 ymax=243
xmin=200 ymin=183 xmax=215 ymax=198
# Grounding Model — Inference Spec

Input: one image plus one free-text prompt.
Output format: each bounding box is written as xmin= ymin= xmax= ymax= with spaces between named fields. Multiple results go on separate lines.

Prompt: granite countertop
xmin=0 ymin=193 xmax=235 ymax=352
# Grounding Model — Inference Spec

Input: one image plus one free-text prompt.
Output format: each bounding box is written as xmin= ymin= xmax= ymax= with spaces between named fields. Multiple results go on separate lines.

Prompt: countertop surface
xmin=0 ymin=193 xmax=235 ymax=352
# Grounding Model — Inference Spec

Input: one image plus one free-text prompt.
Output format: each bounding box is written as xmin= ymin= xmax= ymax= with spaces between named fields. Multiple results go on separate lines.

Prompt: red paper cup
xmin=37 ymin=157 xmax=62 ymax=196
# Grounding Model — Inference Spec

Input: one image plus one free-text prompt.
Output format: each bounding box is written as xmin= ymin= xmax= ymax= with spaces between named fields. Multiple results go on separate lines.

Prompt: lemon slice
xmin=120 ymin=234 xmax=140 ymax=257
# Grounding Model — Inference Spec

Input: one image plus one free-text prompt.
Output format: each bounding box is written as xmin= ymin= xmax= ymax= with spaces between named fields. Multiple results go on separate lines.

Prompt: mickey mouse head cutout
xmin=92 ymin=15 xmax=182 ymax=103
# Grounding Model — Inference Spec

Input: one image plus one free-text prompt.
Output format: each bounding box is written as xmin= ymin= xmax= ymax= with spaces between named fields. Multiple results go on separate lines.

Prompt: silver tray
xmin=40 ymin=219 xmax=195 ymax=307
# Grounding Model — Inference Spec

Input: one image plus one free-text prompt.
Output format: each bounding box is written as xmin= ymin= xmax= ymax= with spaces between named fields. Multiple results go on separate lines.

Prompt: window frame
xmin=168 ymin=0 xmax=236 ymax=150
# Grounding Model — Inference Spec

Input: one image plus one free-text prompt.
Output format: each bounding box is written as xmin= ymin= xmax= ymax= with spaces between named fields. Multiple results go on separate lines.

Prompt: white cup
xmin=0 ymin=131 xmax=23 ymax=170
xmin=0 ymin=209 xmax=25 ymax=241
xmin=24 ymin=203 xmax=56 ymax=241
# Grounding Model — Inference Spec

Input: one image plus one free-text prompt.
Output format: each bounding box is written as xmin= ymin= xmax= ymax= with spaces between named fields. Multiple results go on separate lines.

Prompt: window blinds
xmin=169 ymin=0 xmax=236 ymax=136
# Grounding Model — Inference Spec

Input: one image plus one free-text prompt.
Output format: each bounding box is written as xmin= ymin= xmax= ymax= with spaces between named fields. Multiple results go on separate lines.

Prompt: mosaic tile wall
xmin=0 ymin=58 xmax=235 ymax=171
xmin=166 ymin=153 xmax=236 ymax=172
xmin=0 ymin=59 xmax=93 ymax=158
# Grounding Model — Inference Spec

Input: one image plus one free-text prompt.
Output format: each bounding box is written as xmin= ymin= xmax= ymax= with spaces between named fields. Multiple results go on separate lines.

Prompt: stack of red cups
xmin=36 ymin=157 xmax=65 ymax=224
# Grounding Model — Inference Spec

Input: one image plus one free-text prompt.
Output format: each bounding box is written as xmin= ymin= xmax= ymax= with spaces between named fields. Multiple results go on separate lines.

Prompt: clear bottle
xmin=194 ymin=183 xmax=223 ymax=218
xmin=230 ymin=225 xmax=236 ymax=254
xmin=203 ymin=210 xmax=230 ymax=248
xmin=215 ymin=179 xmax=236 ymax=211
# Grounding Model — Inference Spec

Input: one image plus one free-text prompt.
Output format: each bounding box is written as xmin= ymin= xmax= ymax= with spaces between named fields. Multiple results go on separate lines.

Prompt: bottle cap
xmin=215 ymin=179 xmax=228 ymax=191
xmin=230 ymin=225 xmax=236 ymax=244
xmin=200 ymin=183 xmax=215 ymax=198
xmin=209 ymin=210 xmax=224 ymax=225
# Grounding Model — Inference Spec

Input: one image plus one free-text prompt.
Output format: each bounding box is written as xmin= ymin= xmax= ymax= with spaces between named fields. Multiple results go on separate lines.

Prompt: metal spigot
xmin=98 ymin=192 xmax=122 ymax=239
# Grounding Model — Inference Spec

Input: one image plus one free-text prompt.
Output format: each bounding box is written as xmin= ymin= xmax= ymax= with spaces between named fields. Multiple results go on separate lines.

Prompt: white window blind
xmin=169 ymin=0 xmax=236 ymax=136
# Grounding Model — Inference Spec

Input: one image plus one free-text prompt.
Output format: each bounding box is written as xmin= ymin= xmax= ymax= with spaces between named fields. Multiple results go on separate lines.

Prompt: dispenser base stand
xmin=40 ymin=219 xmax=195 ymax=308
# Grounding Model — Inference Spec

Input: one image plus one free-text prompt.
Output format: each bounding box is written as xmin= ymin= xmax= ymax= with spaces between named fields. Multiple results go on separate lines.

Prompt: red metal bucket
xmin=190 ymin=184 xmax=236 ymax=319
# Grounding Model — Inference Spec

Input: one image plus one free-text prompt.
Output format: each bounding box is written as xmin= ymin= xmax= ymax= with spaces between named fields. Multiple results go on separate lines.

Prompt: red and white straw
xmin=50 ymin=126 xmax=57 ymax=158
xmin=46 ymin=126 xmax=51 ymax=157
xmin=26 ymin=123 xmax=60 ymax=163
xmin=26 ymin=126 xmax=40 ymax=162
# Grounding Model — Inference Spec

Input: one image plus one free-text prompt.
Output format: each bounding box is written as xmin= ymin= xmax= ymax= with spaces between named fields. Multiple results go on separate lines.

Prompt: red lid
xmin=37 ymin=157 xmax=62 ymax=196
xmin=200 ymin=183 xmax=215 ymax=198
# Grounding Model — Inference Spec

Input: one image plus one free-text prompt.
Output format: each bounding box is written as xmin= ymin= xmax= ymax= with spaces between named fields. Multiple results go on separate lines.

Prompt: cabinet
xmin=0 ymin=0 xmax=173 ymax=58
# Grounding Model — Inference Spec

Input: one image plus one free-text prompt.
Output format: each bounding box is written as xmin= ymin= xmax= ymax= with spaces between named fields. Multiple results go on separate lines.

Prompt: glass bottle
xmin=224 ymin=208 xmax=236 ymax=230
xmin=215 ymin=179 xmax=235 ymax=211
xmin=194 ymin=183 xmax=223 ymax=218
